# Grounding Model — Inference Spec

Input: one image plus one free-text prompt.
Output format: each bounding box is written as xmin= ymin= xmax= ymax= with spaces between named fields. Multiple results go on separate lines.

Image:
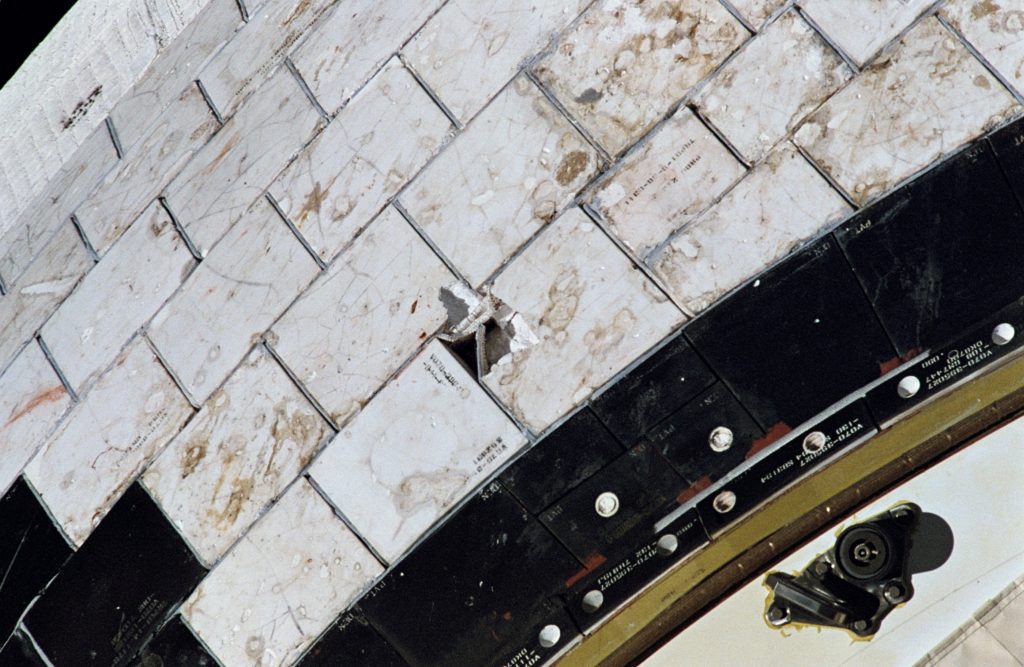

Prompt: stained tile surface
xmin=534 ymin=0 xmax=747 ymax=155
xmin=183 ymin=479 xmax=382 ymax=667
xmin=144 ymin=346 xmax=331 ymax=565
xmin=24 ymin=339 xmax=194 ymax=545
xmin=800 ymin=0 xmax=936 ymax=65
xmin=483 ymin=207 xmax=684 ymax=432
xmin=794 ymin=17 xmax=1019 ymax=204
xmin=311 ymin=340 xmax=526 ymax=562
xmin=942 ymin=0 xmax=1024 ymax=95
xmin=402 ymin=75 xmax=599 ymax=286
xmin=41 ymin=202 xmax=195 ymax=393
xmin=269 ymin=59 xmax=452 ymax=262
xmin=271 ymin=206 xmax=455 ymax=425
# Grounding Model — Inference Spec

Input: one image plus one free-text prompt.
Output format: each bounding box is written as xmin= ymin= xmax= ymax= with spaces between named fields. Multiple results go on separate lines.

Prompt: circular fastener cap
xmin=897 ymin=375 xmax=921 ymax=399
xmin=802 ymin=431 xmax=827 ymax=455
xmin=656 ymin=534 xmax=679 ymax=556
xmin=595 ymin=491 xmax=620 ymax=518
xmin=992 ymin=323 xmax=1016 ymax=346
xmin=581 ymin=590 xmax=604 ymax=614
xmin=538 ymin=624 xmax=561 ymax=648
xmin=766 ymin=606 xmax=789 ymax=626
xmin=884 ymin=583 xmax=904 ymax=603
xmin=712 ymin=490 xmax=736 ymax=514
xmin=853 ymin=620 xmax=869 ymax=633
xmin=708 ymin=426 xmax=734 ymax=452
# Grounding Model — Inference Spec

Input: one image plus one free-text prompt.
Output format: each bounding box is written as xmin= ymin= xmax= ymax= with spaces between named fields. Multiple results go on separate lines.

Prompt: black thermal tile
xmin=0 ymin=629 xmax=48 ymax=667
xmin=589 ymin=332 xmax=716 ymax=446
xmin=299 ymin=608 xmax=408 ymax=667
xmin=0 ymin=477 xmax=73 ymax=641
xmin=989 ymin=116 xmax=1024 ymax=206
xmin=500 ymin=407 xmax=622 ymax=514
xmin=360 ymin=482 xmax=580 ymax=667
xmin=540 ymin=441 xmax=688 ymax=564
xmin=24 ymin=483 xmax=207 ymax=667
xmin=686 ymin=238 xmax=897 ymax=431
xmin=130 ymin=616 xmax=217 ymax=667
xmin=836 ymin=141 xmax=1024 ymax=356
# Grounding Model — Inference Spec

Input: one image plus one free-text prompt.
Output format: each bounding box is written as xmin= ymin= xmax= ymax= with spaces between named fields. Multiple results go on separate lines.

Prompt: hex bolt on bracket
xmin=763 ymin=503 xmax=952 ymax=638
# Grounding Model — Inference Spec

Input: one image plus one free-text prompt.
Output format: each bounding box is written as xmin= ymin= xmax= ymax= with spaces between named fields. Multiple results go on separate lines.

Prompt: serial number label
xmin=758 ymin=417 xmax=865 ymax=485
xmin=474 ymin=437 xmax=509 ymax=473
xmin=919 ymin=339 xmax=994 ymax=391
xmin=504 ymin=647 xmax=544 ymax=667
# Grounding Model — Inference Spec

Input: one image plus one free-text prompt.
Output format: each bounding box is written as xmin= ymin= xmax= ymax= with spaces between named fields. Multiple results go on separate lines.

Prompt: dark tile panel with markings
xmin=24 ymin=483 xmax=207 ymax=667
xmin=360 ymin=482 xmax=580 ymax=667
xmin=0 ymin=477 xmax=73 ymax=642
xmin=0 ymin=629 xmax=48 ymax=667
xmin=686 ymin=238 xmax=897 ymax=431
xmin=989 ymin=116 xmax=1024 ymax=207
xmin=836 ymin=141 xmax=1024 ymax=357
xmin=299 ymin=608 xmax=408 ymax=667
xmin=129 ymin=616 xmax=218 ymax=667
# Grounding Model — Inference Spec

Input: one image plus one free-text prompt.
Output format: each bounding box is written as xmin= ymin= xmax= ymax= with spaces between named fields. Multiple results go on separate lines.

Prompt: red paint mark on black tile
xmin=24 ymin=483 xmax=207 ymax=667
xmin=686 ymin=238 xmax=896 ymax=430
xmin=360 ymin=483 xmax=578 ymax=667
xmin=299 ymin=608 xmax=408 ymax=667
xmin=836 ymin=141 xmax=1024 ymax=357
xmin=500 ymin=407 xmax=622 ymax=515
xmin=564 ymin=553 xmax=609 ymax=589
xmin=745 ymin=422 xmax=791 ymax=460
xmin=0 ymin=477 xmax=73 ymax=642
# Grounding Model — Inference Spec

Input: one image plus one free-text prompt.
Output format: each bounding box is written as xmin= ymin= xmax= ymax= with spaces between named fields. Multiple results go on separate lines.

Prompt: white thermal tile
xmin=801 ymin=0 xmax=937 ymax=65
xmin=310 ymin=340 xmax=526 ymax=561
xmin=942 ymin=0 xmax=1024 ymax=95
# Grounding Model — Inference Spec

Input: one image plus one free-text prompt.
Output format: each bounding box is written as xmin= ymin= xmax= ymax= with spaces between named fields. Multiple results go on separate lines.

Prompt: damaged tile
xmin=0 ymin=124 xmax=115 ymax=287
xmin=41 ymin=202 xmax=195 ymax=394
xmin=163 ymin=69 xmax=324 ymax=254
xmin=586 ymin=106 xmax=746 ymax=259
xmin=483 ymin=207 xmax=684 ymax=432
xmin=144 ymin=346 xmax=331 ymax=565
xmin=77 ymin=86 xmax=220 ymax=255
xmin=794 ymin=18 xmax=1019 ymax=205
xmin=800 ymin=0 xmax=935 ymax=66
xmin=310 ymin=340 xmax=526 ymax=562
xmin=403 ymin=0 xmax=591 ymax=122
xmin=291 ymin=0 xmax=444 ymax=115
xmin=402 ymin=76 xmax=599 ymax=286
xmin=183 ymin=479 xmax=382 ymax=667
xmin=0 ymin=343 xmax=72 ymax=496
xmin=109 ymin=0 xmax=243 ymax=150
xmin=24 ymin=484 xmax=207 ymax=667
xmin=0 ymin=479 xmax=73 ymax=641
xmin=198 ymin=0 xmax=335 ymax=118
xmin=0 ymin=222 xmax=93 ymax=374
xmin=23 ymin=339 xmax=193 ymax=546
xmin=271 ymin=206 xmax=454 ymax=425
xmin=727 ymin=0 xmax=787 ymax=30
xmin=268 ymin=59 xmax=452 ymax=262
xmin=696 ymin=10 xmax=853 ymax=162
xmin=942 ymin=0 xmax=1024 ymax=95
xmin=650 ymin=143 xmax=850 ymax=313
xmin=534 ymin=0 xmax=748 ymax=155
xmin=149 ymin=198 xmax=319 ymax=405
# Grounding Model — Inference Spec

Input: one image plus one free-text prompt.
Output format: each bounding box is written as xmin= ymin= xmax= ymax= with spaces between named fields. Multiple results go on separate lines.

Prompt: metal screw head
xmin=594 ymin=492 xmax=620 ymax=518
xmin=802 ymin=431 xmax=827 ymax=455
xmin=992 ymin=323 xmax=1016 ymax=346
xmin=656 ymin=533 xmax=679 ymax=556
xmin=884 ymin=584 xmax=904 ymax=603
xmin=712 ymin=490 xmax=737 ymax=514
xmin=766 ymin=606 xmax=789 ymax=626
xmin=538 ymin=624 xmax=561 ymax=648
xmin=581 ymin=590 xmax=604 ymax=614
xmin=853 ymin=620 xmax=869 ymax=633
xmin=813 ymin=561 xmax=830 ymax=577
xmin=897 ymin=375 xmax=921 ymax=399
xmin=708 ymin=426 xmax=734 ymax=452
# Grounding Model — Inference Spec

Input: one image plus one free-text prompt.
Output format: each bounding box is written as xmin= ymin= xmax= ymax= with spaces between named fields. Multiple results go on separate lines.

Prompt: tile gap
xmin=688 ymin=103 xmax=752 ymax=168
xmin=796 ymin=5 xmax=861 ymax=74
xmin=284 ymin=57 xmax=330 ymax=122
xmin=16 ymin=623 xmax=56 ymax=667
xmin=262 ymin=340 xmax=338 ymax=431
xmin=35 ymin=335 xmax=78 ymax=403
xmin=857 ymin=0 xmax=946 ymax=68
xmin=0 ymin=271 xmax=7 ymax=296
xmin=524 ymin=68 xmax=611 ymax=166
xmin=398 ymin=52 xmax=463 ymax=130
xmin=69 ymin=214 xmax=100 ymax=263
xmin=391 ymin=200 xmax=472 ymax=287
xmin=304 ymin=474 xmax=390 ymax=568
xmin=579 ymin=203 xmax=694 ymax=319
xmin=141 ymin=332 xmax=202 ymax=409
xmin=793 ymin=142 xmax=858 ymax=208
xmin=104 ymin=117 xmax=125 ymax=160
xmin=21 ymin=474 xmax=77 ymax=551
xmin=158 ymin=197 xmax=205 ymax=262
xmin=234 ymin=0 xmax=249 ymax=22
xmin=265 ymin=192 xmax=327 ymax=270
xmin=937 ymin=13 xmax=1024 ymax=105
xmin=716 ymin=0 xmax=757 ymax=34
xmin=137 ymin=480 xmax=210 ymax=570
xmin=194 ymin=79 xmax=226 ymax=126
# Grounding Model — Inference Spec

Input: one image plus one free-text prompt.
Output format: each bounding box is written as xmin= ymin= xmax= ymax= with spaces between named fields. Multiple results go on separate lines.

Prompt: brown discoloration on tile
xmin=555 ymin=150 xmax=591 ymax=186
xmin=4 ymin=384 xmax=65 ymax=428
